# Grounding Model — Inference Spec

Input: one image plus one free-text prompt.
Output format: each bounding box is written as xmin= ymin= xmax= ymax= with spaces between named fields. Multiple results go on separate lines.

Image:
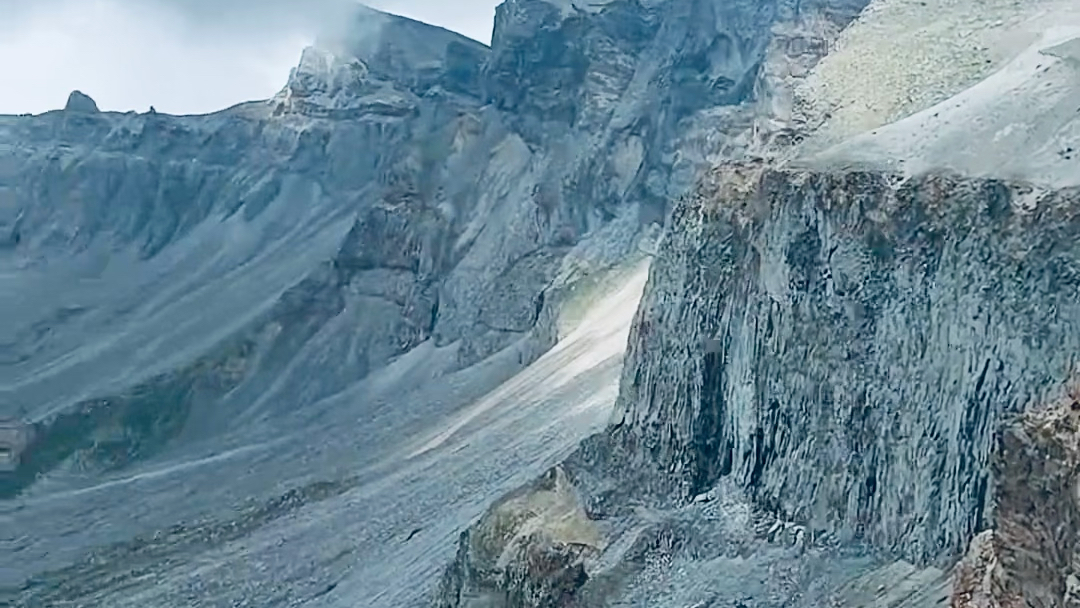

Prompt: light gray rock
xmin=64 ymin=91 xmax=99 ymax=113
xmin=608 ymin=163 xmax=1080 ymax=565
xmin=0 ymin=0 xmax=867 ymax=605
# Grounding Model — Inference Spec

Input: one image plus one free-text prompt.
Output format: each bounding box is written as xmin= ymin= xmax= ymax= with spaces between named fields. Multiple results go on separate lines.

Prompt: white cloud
xmin=0 ymin=0 xmax=499 ymax=116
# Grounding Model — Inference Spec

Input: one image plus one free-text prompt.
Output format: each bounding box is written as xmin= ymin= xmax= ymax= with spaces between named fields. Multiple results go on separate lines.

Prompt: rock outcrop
xmin=13 ymin=0 xmax=1080 ymax=606
xmin=953 ymin=385 xmax=1080 ymax=608
xmin=438 ymin=161 xmax=1080 ymax=606
xmin=64 ymin=91 xmax=100 ymax=113
xmin=0 ymin=0 xmax=866 ymax=497
xmin=1 ymin=0 xmax=872 ymax=603
xmin=436 ymin=466 xmax=602 ymax=608
xmin=609 ymin=164 xmax=1080 ymax=564
xmin=434 ymin=1 xmax=1080 ymax=605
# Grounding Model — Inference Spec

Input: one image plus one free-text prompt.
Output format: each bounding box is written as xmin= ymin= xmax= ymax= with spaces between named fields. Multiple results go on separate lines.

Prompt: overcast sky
xmin=0 ymin=0 xmax=500 ymax=116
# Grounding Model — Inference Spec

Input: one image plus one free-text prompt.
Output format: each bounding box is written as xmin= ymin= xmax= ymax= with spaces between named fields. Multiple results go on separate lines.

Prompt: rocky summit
xmin=3 ymin=0 xmax=1080 ymax=606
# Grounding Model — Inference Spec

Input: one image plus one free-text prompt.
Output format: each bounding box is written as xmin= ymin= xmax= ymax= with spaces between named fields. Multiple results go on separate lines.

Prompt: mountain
xmin=434 ymin=0 xmax=1080 ymax=606
xmin=5 ymin=0 xmax=1080 ymax=606
xmin=3 ymin=0 xmax=866 ymax=605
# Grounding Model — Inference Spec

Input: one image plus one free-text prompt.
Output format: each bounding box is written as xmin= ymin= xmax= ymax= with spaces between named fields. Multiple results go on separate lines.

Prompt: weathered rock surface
xmin=436 ymin=466 xmax=602 ymax=608
xmin=434 ymin=0 xmax=1080 ymax=604
xmin=1 ymin=0 xmax=811 ymax=497
xmin=1 ymin=0 xmax=876 ymax=602
xmin=0 ymin=0 xmax=872 ymax=505
xmin=610 ymin=164 xmax=1080 ymax=564
xmin=63 ymin=91 xmax=100 ymax=114
xmin=439 ymin=160 xmax=1080 ymax=607
xmin=13 ymin=0 xmax=1080 ymax=606
xmin=952 ymin=386 xmax=1080 ymax=608
xmin=953 ymin=529 xmax=1009 ymax=608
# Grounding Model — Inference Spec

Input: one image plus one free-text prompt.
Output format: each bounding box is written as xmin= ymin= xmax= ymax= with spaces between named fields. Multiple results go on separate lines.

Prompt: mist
xmin=0 ymin=0 xmax=499 ymax=116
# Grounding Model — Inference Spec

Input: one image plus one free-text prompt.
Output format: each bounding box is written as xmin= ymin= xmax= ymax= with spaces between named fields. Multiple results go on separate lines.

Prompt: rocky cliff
xmin=434 ymin=1 xmax=1080 ymax=606
xmin=437 ymin=163 xmax=1080 ymax=608
xmin=8 ymin=0 xmax=1077 ymax=606
xmin=0 ymin=0 xmax=825 ymax=496
xmin=610 ymin=164 xmax=1080 ymax=562
xmin=1 ymin=0 xmax=874 ymax=605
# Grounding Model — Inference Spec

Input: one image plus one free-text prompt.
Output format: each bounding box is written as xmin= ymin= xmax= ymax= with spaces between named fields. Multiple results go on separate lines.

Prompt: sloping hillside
xmin=2 ymin=0 xmax=871 ymax=605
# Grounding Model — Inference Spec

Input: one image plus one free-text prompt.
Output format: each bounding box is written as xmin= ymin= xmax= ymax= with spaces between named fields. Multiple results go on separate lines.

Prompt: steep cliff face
xmin=26 ymin=0 xmax=1080 ymax=605
xmin=611 ymin=164 xmax=1080 ymax=564
xmin=434 ymin=2 xmax=1080 ymax=605
xmin=438 ymin=163 xmax=1080 ymax=608
xmin=0 ymin=0 xmax=868 ymax=496
xmin=2 ymin=0 xmax=884 ymax=605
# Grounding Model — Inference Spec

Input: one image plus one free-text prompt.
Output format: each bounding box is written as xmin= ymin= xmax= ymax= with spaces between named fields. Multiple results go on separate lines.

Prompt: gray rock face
xmin=433 ymin=4 xmax=1080 ymax=608
xmin=0 ymin=9 xmax=483 ymax=498
xmin=438 ymin=162 xmax=1080 ymax=608
xmin=0 ymin=0 xmax=865 ymax=497
xmin=0 ymin=0 xmax=871 ymax=604
xmin=609 ymin=164 xmax=1080 ymax=564
xmin=64 ymin=91 xmax=99 ymax=113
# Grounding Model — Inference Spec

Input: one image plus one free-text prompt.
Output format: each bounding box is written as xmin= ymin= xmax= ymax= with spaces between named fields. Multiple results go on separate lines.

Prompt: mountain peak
xmin=64 ymin=90 xmax=99 ymax=113
xmin=274 ymin=5 xmax=489 ymax=116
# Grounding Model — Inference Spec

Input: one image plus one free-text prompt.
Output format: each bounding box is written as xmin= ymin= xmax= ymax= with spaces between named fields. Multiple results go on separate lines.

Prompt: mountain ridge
xmin=3 ymin=0 xmax=871 ymax=604
xmin=431 ymin=1 xmax=1080 ymax=607
xmin=12 ymin=0 xmax=1076 ymax=606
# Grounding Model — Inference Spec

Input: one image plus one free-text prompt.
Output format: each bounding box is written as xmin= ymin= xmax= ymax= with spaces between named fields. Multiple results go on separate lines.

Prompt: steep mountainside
xmin=435 ymin=1 xmax=1080 ymax=607
xmin=10 ymin=0 xmax=1076 ymax=606
xmin=2 ymin=0 xmax=873 ymax=606
xmin=1 ymin=0 xmax=862 ymax=495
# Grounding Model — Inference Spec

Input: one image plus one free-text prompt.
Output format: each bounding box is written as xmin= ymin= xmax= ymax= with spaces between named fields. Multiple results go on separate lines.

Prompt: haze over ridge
xmin=0 ymin=0 xmax=501 ymax=115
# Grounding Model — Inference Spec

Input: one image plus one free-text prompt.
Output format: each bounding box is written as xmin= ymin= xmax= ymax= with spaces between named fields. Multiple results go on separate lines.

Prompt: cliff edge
xmin=434 ymin=0 xmax=1080 ymax=606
